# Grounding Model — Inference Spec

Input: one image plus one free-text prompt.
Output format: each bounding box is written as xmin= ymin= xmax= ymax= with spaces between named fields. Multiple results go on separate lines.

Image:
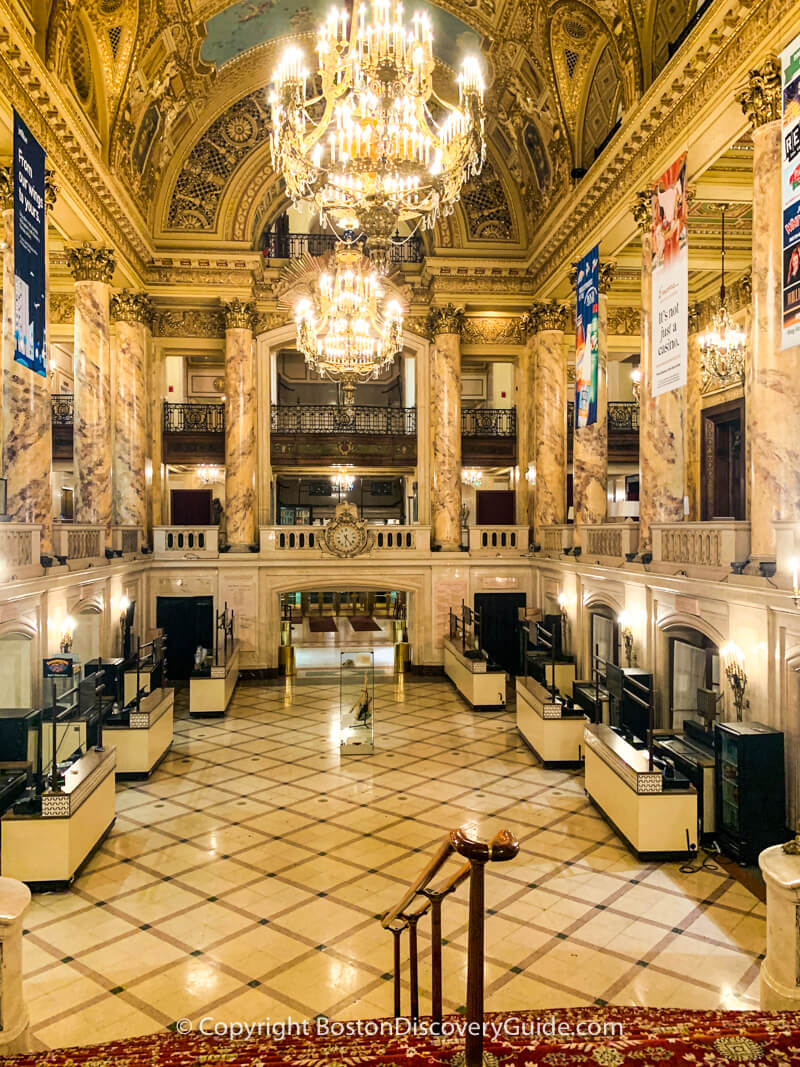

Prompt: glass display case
xmin=340 ymin=650 xmax=374 ymax=755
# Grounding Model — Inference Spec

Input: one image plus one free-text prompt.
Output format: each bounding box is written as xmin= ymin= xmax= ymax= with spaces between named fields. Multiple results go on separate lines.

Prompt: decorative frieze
xmin=66 ymin=243 xmax=116 ymax=284
xmin=152 ymin=309 xmax=225 ymax=339
xmin=737 ymin=55 xmax=781 ymax=129
xmin=111 ymin=290 xmax=154 ymax=326
xmin=426 ymin=303 xmax=466 ymax=338
xmin=0 ymin=165 xmax=12 ymax=212
xmin=254 ymin=310 xmax=288 ymax=335
xmin=461 ymin=316 xmax=524 ymax=345
xmin=607 ymin=307 xmax=640 ymax=334
xmin=50 ymin=293 xmax=75 ymax=323
xmin=222 ymin=298 xmax=257 ymax=332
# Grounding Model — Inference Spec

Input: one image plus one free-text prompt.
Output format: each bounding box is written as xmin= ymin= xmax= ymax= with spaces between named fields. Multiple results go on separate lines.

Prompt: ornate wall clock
xmin=322 ymin=503 xmax=373 ymax=558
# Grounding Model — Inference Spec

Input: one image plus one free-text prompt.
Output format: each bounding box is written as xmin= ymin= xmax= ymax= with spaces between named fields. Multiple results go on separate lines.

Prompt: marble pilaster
xmin=573 ymin=265 xmax=613 ymax=540
xmin=516 ymin=322 xmax=536 ymax=531
xmin=67 ymin=243 xmax=115 ymax=527
xmin=427 ymin=305 xmax=464 ymax=551
xmin=739 ymin=58 xmax=800 ymax=563
xmin=532 ymin=302 xmax=568 ymax=546
xmin=223 ymin=299 xmax=257 ymax=550
xmin=685 ymin=314 xmax=702 ymax=522
xmin=1 ymin=167 xmax=52 ymax=553
xmin=634 ymin=192 xmax=685 ymax=552
xmin=111 ymin=291 xmax=152 ymax=530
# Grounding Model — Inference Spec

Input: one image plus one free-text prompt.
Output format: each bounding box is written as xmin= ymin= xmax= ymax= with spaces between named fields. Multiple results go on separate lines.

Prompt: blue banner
xmin=13 ymin=110 xmax=46 ymax=377
xmin=575 ymin=244 xmax=599 ymax=427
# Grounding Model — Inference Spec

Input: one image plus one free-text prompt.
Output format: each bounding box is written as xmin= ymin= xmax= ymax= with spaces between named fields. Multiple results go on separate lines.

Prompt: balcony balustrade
xmin=580 ymin=522 xmax=640 ymax=561
xmin=0 ymin=524 xmax=42 ymax=581
xmin=262 ymin=231 xmax=424 ymax=263
xmin=260 ymin=524 xmax=431 ymax=555
xmin=271 ymin=404 xmax=415 ymax=436
xmin=538 ymin=524 xmax=575 ymax=554
xmin=650 ymin=521 xmax=750 ymax=572
xmin=153 ymin=526 xmax=220 ymax=559
xmin=461 ymin=406 xmax=517 ymax=465
xmin=52 ymin=523 xmax=106 ymax=561
xmin=271 ymin=404 xmax=417 ymax=467
xmin=567 ymin=400 xmax=639 ymax=462
xmin=162 ymin=402 xmax=225 ymax=464
xmin=51 ymin=394 xmax=73 ymax=460
xmin=109 ymin=526 xmax=144 ymax=556
xmin=467 ymin=525 xmax=529 ymax=555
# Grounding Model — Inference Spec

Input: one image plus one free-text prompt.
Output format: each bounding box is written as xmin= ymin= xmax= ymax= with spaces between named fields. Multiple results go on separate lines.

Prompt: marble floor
xmin=23 ymin=677 xmax=765 ymax=1050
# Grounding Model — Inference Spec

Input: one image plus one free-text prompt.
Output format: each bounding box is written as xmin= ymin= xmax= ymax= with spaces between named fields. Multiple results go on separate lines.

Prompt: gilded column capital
xmin=531 ymin=300 xmax=568 ymax=333
xmin=222 ymin=297 xmax=257 ymax=331
xmin=568 ymin=264 xmax=578 ymax=288
xmin=45 ymin=169 xmax=58 ymax=213
xmin=425 ymin=303 xmax=465 ymax=338
xmin=0 ymin=165 xmax=12 ymax=212
xmin=599 ymin=262 xmax=616 ymax=293
xmin=632 ymin=190 xmax=651 ymax=233
xmin=111 ymin=289 xmax=154 ymax=326
xmin=737 ymin=56 xmax=781 ymax=129
xmin=67 ymin=242 xmax=116 ymax=284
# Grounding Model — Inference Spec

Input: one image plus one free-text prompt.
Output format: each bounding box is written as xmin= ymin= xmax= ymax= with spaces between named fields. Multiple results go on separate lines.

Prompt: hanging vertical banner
xmin=782 ymin=33 xmax=800 ymax=348
xmin=574 ymin=244 xmax=599 ymax=427
xmin=650 ymin=152 xmax=688 ymax=396
xmin=12 ymin=110 xmax=47 ymax=377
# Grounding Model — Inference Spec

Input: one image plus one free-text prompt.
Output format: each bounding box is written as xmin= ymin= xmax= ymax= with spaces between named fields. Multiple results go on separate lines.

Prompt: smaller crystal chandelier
xmin=331 ymin=469 xmax=356 ymax=493
xmin=462 ymin=468 xmax=483 ymax=488
xmin=699 ymin=205 xmax=746 ymax=383
xmin=294 ymin=242 xmax=403 ymax=404
xmin=197 ymin=465 xmax=223 ymax=486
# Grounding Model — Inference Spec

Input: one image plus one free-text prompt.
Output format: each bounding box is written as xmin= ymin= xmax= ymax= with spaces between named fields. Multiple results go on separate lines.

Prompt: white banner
xmin=650 ymin=153 xmax=688 ymax=397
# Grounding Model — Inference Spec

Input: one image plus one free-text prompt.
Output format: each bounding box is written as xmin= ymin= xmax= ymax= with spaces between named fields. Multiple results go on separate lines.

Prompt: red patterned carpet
xmin=10 ymin=1009 xmax=800 ymax=1066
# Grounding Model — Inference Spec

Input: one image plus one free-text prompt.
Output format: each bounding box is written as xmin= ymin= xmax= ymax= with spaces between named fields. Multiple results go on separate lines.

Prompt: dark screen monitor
xmin=697 ymin=687 xmax=719 ymax=726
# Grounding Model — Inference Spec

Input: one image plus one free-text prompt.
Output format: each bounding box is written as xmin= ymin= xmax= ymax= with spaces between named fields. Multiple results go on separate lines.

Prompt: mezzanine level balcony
xmin=261 ymin=231 xmax=424 ymax=264
xmin=461 ymin=407 xmax=517 ymax=466
xmin=271 ymin=404 xmax=418 ymax=466
xmin=567 ymin=400 xmax=639 ymax=461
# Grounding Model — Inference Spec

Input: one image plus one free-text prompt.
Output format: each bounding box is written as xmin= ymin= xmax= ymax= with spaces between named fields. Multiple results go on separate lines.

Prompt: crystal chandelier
xmin=462 ymin=468 xmax=483 ymax=488
xmin=197 ymin=465 xmax=223 ymax=486
xmin=699 ymin=205 xmax=746 ymax=383
xmin=294 ymin=242 xmax=403 ymax=403
xmin=331 ymin=469 xmax=356 ymax=493
xmin=270 ymin=0 xmax=486 ymax=271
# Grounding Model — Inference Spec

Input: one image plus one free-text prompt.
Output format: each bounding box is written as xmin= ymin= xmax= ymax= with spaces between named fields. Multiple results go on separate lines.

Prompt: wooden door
xmin=171 ymin=488 xmax=213 ymax=525
xmin=701 ymin=399 xmax=745 ymax=520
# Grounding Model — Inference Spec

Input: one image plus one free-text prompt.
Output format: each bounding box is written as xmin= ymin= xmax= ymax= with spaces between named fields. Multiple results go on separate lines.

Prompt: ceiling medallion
xmin=270 ymin=0 xmax=486 ymax=272
xmin=293 ymin=242 xmax=403 ymax=404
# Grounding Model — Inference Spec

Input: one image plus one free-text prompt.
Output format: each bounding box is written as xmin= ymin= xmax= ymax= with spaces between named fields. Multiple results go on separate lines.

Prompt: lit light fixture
xmin=699 ymin=205 xmax=746 ymax=384
xmin=60 ymin=615 xmax=75 ymax=654
xmin=294 ymin=242 xmax=403 ymax=404
xmin=461 ymin=468 xmax=483 ymax=488
xmin=721 ymin=641 xmax=748 ymax=722
xmin=331 ymin=469 xmax=356 ymax=493
xmin=630 ymin=367 xmax=641 ymax=404
xmin=792 ymin=557 xmax=800 ymax=608
xmin=197 ymin=465 xmax=223 ymax=486
xmin=525 ymin=463 xmax=536 ymax=486
xmin=618 ymin=610 xmax=634 ymax=667
xmin=269 ymin=0 xmax=486 ymax=271
xmin=119 ymin=595 xmax=130 ymax=627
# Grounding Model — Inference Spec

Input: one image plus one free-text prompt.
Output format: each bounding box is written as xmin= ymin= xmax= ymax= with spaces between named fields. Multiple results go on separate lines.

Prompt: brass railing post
xmin=391 ymin=926 xmax=403 ymax=1019
xmin=465 ymin=859 xmax=486 ymax=1067
xmin=407 ymin=913 xmax=420 ymax=1022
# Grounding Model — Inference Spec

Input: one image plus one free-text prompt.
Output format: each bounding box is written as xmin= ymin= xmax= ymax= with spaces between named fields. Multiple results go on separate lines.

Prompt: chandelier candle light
xmin=270 ymin=0 xmax=486 ymax=271
xmin=698 ymin=205 xmax=746 ymax=381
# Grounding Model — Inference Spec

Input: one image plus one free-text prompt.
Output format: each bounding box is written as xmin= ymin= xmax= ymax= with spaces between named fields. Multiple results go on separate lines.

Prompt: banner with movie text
xmin=782 ymin=32 xmax=800 ymax=348
xmin=650 ymin=152 xmax=688 ymax=396
xmin=574 ymin=244 xmax=599 ymax=427
xmin=13 ymin=110 xmax=47 ymax=377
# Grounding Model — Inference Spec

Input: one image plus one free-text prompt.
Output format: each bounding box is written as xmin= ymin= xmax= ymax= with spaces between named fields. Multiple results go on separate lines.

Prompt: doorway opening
xmin=156 ymin=596 xmax=214 ymax=680
xmin=280 ymin=591 xmax=408 ymax=672
xmin=701 ymin=399 xmax=745 ymax=520
xmin=668 ymin=627 xmax=721 ymax=730
xmin=473 ymin=592 xmax=526 ymax=675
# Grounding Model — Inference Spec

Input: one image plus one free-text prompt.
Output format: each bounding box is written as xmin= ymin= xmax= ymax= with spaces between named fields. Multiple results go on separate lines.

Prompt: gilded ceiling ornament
xmin=737 ymin=56 xmax=781 ymax=129
xmin=0 ymin=166 xmax=12 ymax=212
xmin=66 ymin=243 xmax=116 ymax=284
xmin=426 ymin=304 xmax=466 ymax=338
xmin=222 ymin=297 xmax=257 ymax=331
xmin=599 ymin=262 xmax=616 ymax=293
xmin=631 ymin=189 xmax=651 ymax=233
xmin=531 ymin=301 xmax=568 ymax=333
xmin=111 ymin=290 xmax=154 ymax=326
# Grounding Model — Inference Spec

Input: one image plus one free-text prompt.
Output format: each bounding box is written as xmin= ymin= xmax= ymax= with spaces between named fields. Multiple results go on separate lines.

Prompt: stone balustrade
xmin=539 ymin=524 xmax=574 ymax=554
xmin=109 ymin=526 xmax=143 ymax=556
xmin=153 ymin=526 xmax=220 ymax=559
xmin=0 ymin=524 xmax=42 ymax=581
xmin=651 ymin=521 xmax=750 ymax=571
xmin=581 ymin=522 xmax=640 ymax=560
xmin=467 ymin=526 xmax=529 ymax=555
xmin=260 ymin=525 xmax=431 ymax=555
xmin=52 ymin=523 xmax=106 ymax=561
xmin=774 ymin=521 xmax=800 ymax=580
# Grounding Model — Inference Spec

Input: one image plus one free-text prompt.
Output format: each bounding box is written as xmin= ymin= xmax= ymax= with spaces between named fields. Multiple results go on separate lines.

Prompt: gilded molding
xmin=152 ymin=309 xmax=225 ymax=339
xmin=222 ymin=297 xmax=257 ymax=331
xmin=426 ymin=304 xmax=466 ymax=338
xmin=607 ymin=306 xmax=641 ymax=334
xmin=254 ymin=310 xmax=289 ymax=334
xmin=66 ymin=243 xmax=116 ymax=284
xmin=599 ymin=262 xmax=616 ymax=293
xmin=111 ymin=290 xmax=154 ymax=326
xmin=531 ymin=300 xmax=569 ymax=333
xmin=737 ymin=55 xmax=781 ymax=129
xmin=50 ymin=293 xmax=75 ymax=323
xmin=461 ymin=316 xmax=524 ymax=345
xmin=0 ymin=166 xmax=12 ymax=212
xmin=631 ymin=190 xmax=651 ymax=234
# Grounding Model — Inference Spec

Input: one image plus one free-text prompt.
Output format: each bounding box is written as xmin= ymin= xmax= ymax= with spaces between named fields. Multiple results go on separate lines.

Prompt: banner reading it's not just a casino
xmin=781 ymin=32 xmax=800 ymax=348
xmin=650 ymin=152 xmax=688 ymax=397
xmin=12 ymin=109 xmax=47 ymax=378
xmin=574 ymin=244 xmax=599 ymax=428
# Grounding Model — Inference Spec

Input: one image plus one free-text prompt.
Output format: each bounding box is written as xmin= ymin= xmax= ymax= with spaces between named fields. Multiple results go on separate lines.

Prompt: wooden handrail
xmin=380 ymin=827 xmax=519 ymax=1067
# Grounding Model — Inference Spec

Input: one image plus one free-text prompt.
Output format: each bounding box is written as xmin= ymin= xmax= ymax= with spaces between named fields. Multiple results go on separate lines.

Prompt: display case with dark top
xmin=714 ymin=720 xmax=786 ymax=864
xmin=606 ymin=665 xmax=654 ymax=745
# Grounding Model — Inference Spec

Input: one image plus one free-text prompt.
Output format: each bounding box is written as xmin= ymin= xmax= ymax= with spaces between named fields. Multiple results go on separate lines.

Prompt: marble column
xmin=633 ymin=191 xmax=685 ymax=553
xmin=685 ymin=306 xmax=702 ymax=522
xmin=532 ymin=301 xmax=568 ymax=546
xmin=148 ymin=340 xmax=164 ymax=532
xmin=110 ymin=291 xmax=152 ymax=531
xmin=516 ymin=320 xmax=536 ymax=531
xmin=426 ymin=305 xmax=464 ymax=551
xmin=738 ymin=58 xmax=800 ymax=565
xmin=223 ymin=298 xmax=257 ymax=550
xmin=573 ymin=263 xmax=613 ymax=541
xmin=67 ymin=243 xmax=116 ymax=527
xmin=0 ymin=167 xmax=54 ymax=554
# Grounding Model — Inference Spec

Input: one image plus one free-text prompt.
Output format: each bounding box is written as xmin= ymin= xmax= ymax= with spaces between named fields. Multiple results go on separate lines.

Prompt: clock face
xmin=331 ymin=522 xmax=361 ymax=555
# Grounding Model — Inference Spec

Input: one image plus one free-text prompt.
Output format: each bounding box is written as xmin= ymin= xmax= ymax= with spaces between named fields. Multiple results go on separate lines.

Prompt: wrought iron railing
xmin=271 ymin=404 xmax=416 ymax=435
xmin=262 ymin=231 xmax=424 ymax=263
xmin=461 ymin=407 xmax=516 ymax=436
xmin=163 ymin=402 xmax=225 ymax=433
xmin=567 ymin=400 xmax=639 ymax=432
xmin=51 ymin=394 xmax=74 ymax=425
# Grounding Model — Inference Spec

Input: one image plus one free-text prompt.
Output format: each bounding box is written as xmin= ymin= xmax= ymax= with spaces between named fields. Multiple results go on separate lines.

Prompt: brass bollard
xmin=394 ymin=641 xmax=409 ymax=674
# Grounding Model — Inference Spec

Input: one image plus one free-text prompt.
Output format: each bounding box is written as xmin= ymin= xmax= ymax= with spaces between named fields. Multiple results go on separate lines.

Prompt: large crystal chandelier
xmin=294 ymin=242 xmax=403 ymax=403
xmin=699 ymin=205 xmax=746 ymax=383
xmin=270 ymin=0 xmax=486 ymax=270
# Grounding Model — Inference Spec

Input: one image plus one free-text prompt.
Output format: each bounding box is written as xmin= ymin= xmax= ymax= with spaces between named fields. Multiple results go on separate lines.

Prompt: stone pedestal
xmin=67 ymin=244 xmax=116 ymax=527
xmin=739 ymin=60 xmax=800 ymax=564
xmin=759 ymin=843 xmax=800 ymax=1009
xmin=111 ymin=291 xmax=151 ymax=531
xmin=427 ymin=306 xmax=464 ymax=551
xmin=223 ymin=299 xmax=257 ymax=550
xmin=532 ymin=302 xmax=568 ymax=547
xmin=0 ymin=877 xmax=32 ymax=1053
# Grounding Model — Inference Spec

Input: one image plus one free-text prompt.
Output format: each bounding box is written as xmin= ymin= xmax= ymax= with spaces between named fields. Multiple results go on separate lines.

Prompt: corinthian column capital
xmin=425 ymin=303 xmax=465 ymax=338
xmin=67 ymin=242 xmax=116 ymax=284
xmin=222 ymin=297 xmax=257 ymax=331
xmin=632 ymin=189 xmax=651 ymax=233
xmin=111 ymin=289 xmax=154 ymax=326
xmin=0 ymin=165 xmax=12 ymax=212
xmin=599 ymin=262 xmax=616 ymax=294
xmin=737 ymin=56 xmax=781 ymax=129
xmin=531 ymin=300 xmax=568 ymax=333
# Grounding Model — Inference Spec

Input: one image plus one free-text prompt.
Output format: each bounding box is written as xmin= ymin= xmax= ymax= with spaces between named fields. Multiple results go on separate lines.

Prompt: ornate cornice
xmin=0 ymin=165 xmax=12 ymax=212
xmin=111 ymin=290 xmax=154 ymax=326
xmin=599 ymin=262 xmax=616 ymax=293
xmin=222 ymin=297 xmax=257 ymax=332
xmin=426 ymin=304 xmax=466 ymax=338
xmin=66 ymin=243 xmax=116 ymax=284
xmin=530 ymin=300 xmax=569 ymax=333
xmin=632 ymin=190 xmax=650 ymax=234
xmin=737 ymin=55 xmax=781 ymax=129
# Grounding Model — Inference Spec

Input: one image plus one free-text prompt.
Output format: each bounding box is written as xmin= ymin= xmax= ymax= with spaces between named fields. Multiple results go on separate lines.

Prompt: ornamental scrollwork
xmin=49 ymin=293 xmax=75 ymax=323
xmin=152 ymin=309 xmax=226 ymax=339
xmin=66 ymin=243 xmax=116 ymax=284
xmin=461 ymin=317 xmax=524 ymax=345
xmin=631 ymin=189 xmax=651 ymax=233
xmin=0 ymin=166 xmax=13 ymax=212
xmin=737 ymin=56 xmax=781 ymax=130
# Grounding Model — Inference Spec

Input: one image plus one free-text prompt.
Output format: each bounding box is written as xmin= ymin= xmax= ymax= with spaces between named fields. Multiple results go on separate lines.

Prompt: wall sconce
xmin=791 ymin=557 xmax=800 ymax=608
xmin=721 ymin=642 xmax=748 ymax=722
xmin=119 ymin=595 xmax=130 ymax=627
xmin=557 ymin=592 xmax=569 ymax=650
xmin=60 ymin=615 xmax=75 ymax=654
xmin=618 ymin=610 xmax=634 ymax=667
xmin=525 ymin=463 xmax=536 ymax=486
